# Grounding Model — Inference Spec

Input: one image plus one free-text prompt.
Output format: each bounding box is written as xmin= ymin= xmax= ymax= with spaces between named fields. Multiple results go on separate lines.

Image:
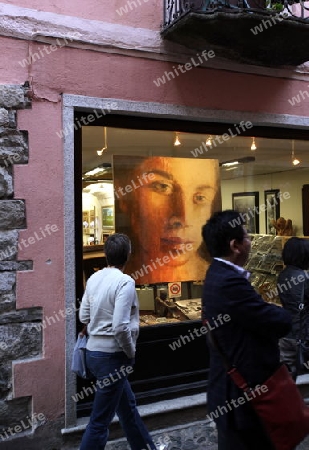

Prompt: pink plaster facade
xmin=0 ymin=0 xmax=308 ymax=439
xmin=0 ymin=35 xmax=308 ymax=115
xmin=14 ymin=101 xmax=65 ymax=419
xmin=1 ymin=0 xmax=162 ymax=30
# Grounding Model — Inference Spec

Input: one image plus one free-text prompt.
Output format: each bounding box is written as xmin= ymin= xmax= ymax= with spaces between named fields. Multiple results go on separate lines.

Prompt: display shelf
xmin=245 ymin=234 xmax=284 ymax=304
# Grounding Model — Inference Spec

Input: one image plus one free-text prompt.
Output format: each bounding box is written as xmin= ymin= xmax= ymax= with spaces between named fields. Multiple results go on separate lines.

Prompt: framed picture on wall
xmin=232 ymin=192 xmax=259 ymax=234
xmin=102 ymin=205 xmax=114 ymax=229
xmin=264 ymin=189 xmax=280 ymax=235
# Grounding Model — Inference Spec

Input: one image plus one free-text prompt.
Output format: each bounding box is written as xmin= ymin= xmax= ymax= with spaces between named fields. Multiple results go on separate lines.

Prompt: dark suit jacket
xmin=278 ymin=265 xmax=309 ymax=340
xmin=202 ymin=259 xmax=292 ymax=430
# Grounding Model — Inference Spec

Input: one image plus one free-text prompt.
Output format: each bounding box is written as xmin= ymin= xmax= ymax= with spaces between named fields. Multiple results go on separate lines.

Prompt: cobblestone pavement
xmin=62 ymin=420 xmax=309 ymax=450
xmin=103 ymin=421 xmax=217 ymax=450
xmin=62 ymin=421 xmax=216 ymax=450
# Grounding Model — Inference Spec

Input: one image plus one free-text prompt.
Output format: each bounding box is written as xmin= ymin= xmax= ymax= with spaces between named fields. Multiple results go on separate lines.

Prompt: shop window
xmin=82 ymin=126 xmax=309 ymax=318
xmin=76 ymin=120 xmax=308 ymax=413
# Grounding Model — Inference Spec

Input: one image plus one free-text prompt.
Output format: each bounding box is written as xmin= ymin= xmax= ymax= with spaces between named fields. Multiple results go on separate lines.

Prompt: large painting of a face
xmin=114 ymin=156 xmax=221 ymax=284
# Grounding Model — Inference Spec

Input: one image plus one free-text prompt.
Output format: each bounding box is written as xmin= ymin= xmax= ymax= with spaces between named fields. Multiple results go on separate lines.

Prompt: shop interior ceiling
xmin=82 ymin=127 xmax=309 ymax=182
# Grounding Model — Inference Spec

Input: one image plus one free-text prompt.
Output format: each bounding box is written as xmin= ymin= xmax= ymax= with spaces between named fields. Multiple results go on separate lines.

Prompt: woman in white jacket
xmin=79 ymin=233 xmax=156 ymax=450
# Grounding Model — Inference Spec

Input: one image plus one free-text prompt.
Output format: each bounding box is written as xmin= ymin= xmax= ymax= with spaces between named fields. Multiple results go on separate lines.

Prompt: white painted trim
xmin=0 ymin=2 xmax=308 ymax=81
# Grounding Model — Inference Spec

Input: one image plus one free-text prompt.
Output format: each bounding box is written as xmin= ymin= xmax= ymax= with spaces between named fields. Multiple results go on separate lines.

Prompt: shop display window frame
xmin=303 ymin=185 xmax=309 ymax=236
xmin=70 ymin=101 xmax=309 ymax=423
xmin=232 ymin=191 xmax=260 ymax=234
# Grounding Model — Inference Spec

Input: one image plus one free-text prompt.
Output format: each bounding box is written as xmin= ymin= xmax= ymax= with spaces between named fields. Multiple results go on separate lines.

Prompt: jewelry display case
xmin=245 ymin=234 xmax=284 ymax=305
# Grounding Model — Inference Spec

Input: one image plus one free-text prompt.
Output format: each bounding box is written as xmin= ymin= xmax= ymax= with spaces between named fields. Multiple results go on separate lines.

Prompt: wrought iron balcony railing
xmin=164 ymin=0 xmax=309 ymax=27
xmin=162 ymin=0 xmax=309 ymax=65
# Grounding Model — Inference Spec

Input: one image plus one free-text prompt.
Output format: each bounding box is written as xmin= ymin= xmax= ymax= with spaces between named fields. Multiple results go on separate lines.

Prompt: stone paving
xmin=62 ymin=419 xmax=309 ymax=450
xmin=103 ymin=421 xmax=217 ymax=450
xmin=101 ymin=425 xmax=309 ymax=450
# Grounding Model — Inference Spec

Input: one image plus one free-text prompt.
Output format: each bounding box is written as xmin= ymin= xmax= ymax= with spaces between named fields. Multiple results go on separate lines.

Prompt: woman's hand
xmin=79 ymin=323 xmax=88 ymax=337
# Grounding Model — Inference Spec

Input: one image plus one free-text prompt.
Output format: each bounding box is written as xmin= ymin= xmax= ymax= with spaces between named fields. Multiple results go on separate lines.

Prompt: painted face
xmin=120 ymin=157 xmax=220 ymax=268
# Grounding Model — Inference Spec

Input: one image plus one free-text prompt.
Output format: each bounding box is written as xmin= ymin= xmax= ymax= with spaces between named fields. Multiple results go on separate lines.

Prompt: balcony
xmin=162 ymin=0 xmax=309 ymax=66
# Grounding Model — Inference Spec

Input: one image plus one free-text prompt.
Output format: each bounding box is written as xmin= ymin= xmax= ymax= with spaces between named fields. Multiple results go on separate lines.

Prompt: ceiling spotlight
xmin=206 ymin=135 xmax=212 ymax=146
xmin=251 ymin=137 xmax=257 ymax=151
xmin=96 ymin=127 xmax=108 ymax=156
xmin=174 ymin=132 xmax=181 ymax=147
xmin=291 ymin=139 xmax=300 ymax=166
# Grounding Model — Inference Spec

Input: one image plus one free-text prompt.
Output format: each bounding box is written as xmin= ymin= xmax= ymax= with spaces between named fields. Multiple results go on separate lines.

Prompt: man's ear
xmin=229 ymin=239 xmax=241 ymax=256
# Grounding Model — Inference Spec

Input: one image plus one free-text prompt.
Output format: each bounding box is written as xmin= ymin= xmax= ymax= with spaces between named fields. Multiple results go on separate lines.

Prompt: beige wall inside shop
xmin=221 ymin=168 xmax=309 ymax=235
xmin=82 ymin=188 xmax=114 ymax=244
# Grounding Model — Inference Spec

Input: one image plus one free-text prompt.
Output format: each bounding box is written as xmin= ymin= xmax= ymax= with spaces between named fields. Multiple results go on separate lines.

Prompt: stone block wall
xmin=0 ymin=84 xmax=43 ymax=445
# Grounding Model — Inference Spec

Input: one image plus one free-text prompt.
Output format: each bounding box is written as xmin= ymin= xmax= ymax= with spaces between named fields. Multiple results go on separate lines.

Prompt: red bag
xmin=228 ymin=364 xmax=309 ymax=450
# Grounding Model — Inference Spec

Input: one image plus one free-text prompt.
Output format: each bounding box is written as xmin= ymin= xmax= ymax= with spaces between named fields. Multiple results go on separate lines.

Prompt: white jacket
xmin=79 ymin=267 xmax=139 ymax=359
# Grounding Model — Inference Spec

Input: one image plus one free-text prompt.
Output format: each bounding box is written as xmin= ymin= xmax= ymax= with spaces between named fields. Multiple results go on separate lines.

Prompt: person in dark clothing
xmin=278 ymin=237 xmax=309 ymax=380
xmin=201 ymin=210 xmax=292 ymax=450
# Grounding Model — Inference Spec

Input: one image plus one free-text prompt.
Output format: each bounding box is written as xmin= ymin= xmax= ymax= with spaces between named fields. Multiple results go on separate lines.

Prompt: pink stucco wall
xmin=13 ymin=101 xmax=65 ymax=419
xmin=1 ymin=36 xmax=308 ymax=116
xmin=1 ymin=0 xmax=162 ymax=30
xmin=1 ymin=4 xmax=308 ymax=422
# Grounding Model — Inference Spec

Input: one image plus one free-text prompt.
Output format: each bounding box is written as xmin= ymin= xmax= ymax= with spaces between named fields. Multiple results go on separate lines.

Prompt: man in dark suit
xmin=201 ymin=210 xmax=291 ymax=450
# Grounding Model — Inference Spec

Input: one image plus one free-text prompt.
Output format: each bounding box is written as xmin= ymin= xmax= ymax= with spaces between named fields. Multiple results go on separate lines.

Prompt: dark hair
xmin=104 ymin=233 xmax=131 ymax=267
xmin=282 ymin=237 xmax=309 ymax=270
xmin=201 ymin=210 xmax=246 ymax=257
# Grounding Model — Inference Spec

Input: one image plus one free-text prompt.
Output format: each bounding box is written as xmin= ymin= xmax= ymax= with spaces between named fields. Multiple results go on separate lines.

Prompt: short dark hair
xmin=201 ymin=210 xmax=246 ymax=257
xmin=104 ymin=233 xmax=131 ymax=267
xmin=282 ymin=237 xmax=309 ymax=270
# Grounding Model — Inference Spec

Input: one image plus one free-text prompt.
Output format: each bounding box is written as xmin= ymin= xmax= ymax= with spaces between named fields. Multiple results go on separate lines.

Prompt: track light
xmin=206 ymin=135 xmax=212 ymax=146
xmin=174 ymin=132 xmax=181 ymax=146
xmin=251 ymin=137 xmax=257 ymax=151
xmin=291 ymin=139 xmax=300 ymax=166
xmin=96 ymin=127 xmax=108 ymax=156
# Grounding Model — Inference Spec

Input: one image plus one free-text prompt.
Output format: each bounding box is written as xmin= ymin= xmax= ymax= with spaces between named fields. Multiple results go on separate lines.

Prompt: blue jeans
xmin=80 ymin=350 xmax=156 ymax=450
